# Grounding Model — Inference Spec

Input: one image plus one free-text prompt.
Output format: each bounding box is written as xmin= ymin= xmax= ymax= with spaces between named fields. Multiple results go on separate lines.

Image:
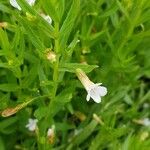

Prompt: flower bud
xmin=74 ymin=111 xmax=86 ymax=121
xmin=47 ymin=125 xmax=55 ymax=144
xmin=46 ymin=50 xmax=56 ymax=63
xmin=26 ymin=12 xmax=36 ymax=21
xmin=0 ymin=22 xmax=8 ymax=28
xmin=1 ymin=103 xmax=24 ymax=117
xmin=1 ymin=100 xmax=31 ymax=117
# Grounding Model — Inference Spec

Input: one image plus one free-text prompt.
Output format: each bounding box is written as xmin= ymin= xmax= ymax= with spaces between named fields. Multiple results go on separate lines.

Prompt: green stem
xmin=43 ymin=22 xmax=60 ymax=148
xmin=54 ymin=22 xmax=59 ymax=53
xmin=46 ymin=22 xmax=60 ymax=116
xmin=52 ymin=60 xmax=59 ymax=98
xmin=52 ymin=22 xmax=60 ymax=98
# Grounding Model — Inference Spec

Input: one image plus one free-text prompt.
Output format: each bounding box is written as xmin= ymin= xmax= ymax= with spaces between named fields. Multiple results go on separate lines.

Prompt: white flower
xmin=25 ymin=118 xmax=38 ymax=131
xmin=86 ymin=83 xmax=107 ymax=103
xmin=26 ymin=0 xmax=36 ymax=6
xmin=143 ymin=103 xmax=149 ymax=109
xmin=10 ymin=0 xmax=52 ymax=25
xmin=76 ymin=68 xmax=107 ymax=103
xmin=143 ymin=118 xmax=150 ymax=126
xmin=10 ymin=0 xmax=21 ymax=10
xmin=10 ymin=0 xmax=36 ymax=10
xmin=40 ymin=13 xmax=52 ymax=24
xmin=47 ymin=125 xmax=55 ymax=137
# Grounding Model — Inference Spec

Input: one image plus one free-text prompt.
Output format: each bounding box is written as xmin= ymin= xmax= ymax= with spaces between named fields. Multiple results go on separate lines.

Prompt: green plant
xmin=0 ymin=0 xmax=150 ymax=150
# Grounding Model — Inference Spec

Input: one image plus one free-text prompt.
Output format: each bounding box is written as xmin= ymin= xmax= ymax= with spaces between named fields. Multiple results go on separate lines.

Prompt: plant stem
xmin=43 ymin=22 xmax=60 ymax=148
xmin=52 ymin=22 xmax=60 ymax=98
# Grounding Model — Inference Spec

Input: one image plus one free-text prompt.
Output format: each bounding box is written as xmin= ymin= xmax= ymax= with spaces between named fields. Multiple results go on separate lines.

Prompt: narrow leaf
xmin=59 ymin=0 xmax=80 ymax=50
xmin=59 ymin=63 xmax=98 ymax=73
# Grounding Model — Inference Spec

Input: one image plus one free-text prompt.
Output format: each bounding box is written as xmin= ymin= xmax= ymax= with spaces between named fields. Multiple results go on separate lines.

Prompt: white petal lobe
xmin=25 ymin=118 xmax=38 ymax=131
xmin=86 ymin=94 xmax=91 ymax=101
xmin=89 ymin=89 xmax=101 ymax=103
xmin=10 ymin=0 xmax=21 ymax=10
xmin=97 ymin=86 xmax=107 ymax=96
xmin=41 ymin=14 xmax=52 ymax=24
xmin=26 ymin=0 xmax=36 ymax=6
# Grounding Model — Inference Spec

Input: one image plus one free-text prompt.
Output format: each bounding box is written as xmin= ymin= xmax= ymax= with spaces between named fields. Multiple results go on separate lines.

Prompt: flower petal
xmin=26 ymin=0 xmax=36 ymax=6
xmin=143 ymin=118 xmax=150 ymax=126
xmin=89 ymin=90 xmax=101 ymax=103
xmin=25 ymin=124 xmax=30 ymax=128
xmin=96 ymin=83 xmax=102 ymax=86
xmin=26 ymin=118 xmax=38 ymax=131
xmin=86 ymin=93 xmax=91 ymax=101
xmin=97 ymin=86 xmax=107 ymax=96
xmin=10 ymin=0 xmax=21 ymax=10
xmin=41 ymin=14 xmax=52 ymax=24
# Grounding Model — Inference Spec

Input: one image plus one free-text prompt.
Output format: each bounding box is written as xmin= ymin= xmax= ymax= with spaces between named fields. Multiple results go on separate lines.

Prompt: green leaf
xmin=66 ymin=31 xmax=79 ymax=56
xmin=17 ymin=0 xmax=55 ymax=38
xmin=122 ymin=133 xmax=133 ymax=150
xmin=59 ymin=63 xmax=98 ymax=73
xmin=21 ymin=65 xmax=38 ymax=88
xmin=99 ymin=2 xmax=119 ymax=18
xmin=0 ymin=117 xmax=18 ymax=132
xmin=89 ymin=126 xmax=129 ymax=150
xmin=34 ymin=107 xmax=48 ymax=120
xmin=68 ymin=120 xmax=98 ymax=146
xmin=38 ymin=64 xmax=53 ymax=94
xmin=19 ymin=17 xmax=45 ymax=51
xmin=0 ymin=29 xmax=12 ymax=58
xmin=49 ymin=88 xmax=73 ymax=117
xmin=59 ymin=0 xmax=80 ymax=50
xmin=0 ymin=84 xmax=20 ymax=92
xmin=0 ymin=136 xmax=5 ymax=150
xmin=56 ymin=0 xmax=65 ymax=21
xmin=43 ymin=0 xmax=59 ymax=22
xmin=0 ymin=2 xmax=11 ymax=13
xmin=55 ymin=122 xmax=75 ymax=131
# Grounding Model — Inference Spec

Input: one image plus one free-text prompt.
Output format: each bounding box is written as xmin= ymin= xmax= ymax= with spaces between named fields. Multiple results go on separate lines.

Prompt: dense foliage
xmin=0 ymin=0 xmax=150 ymax=149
